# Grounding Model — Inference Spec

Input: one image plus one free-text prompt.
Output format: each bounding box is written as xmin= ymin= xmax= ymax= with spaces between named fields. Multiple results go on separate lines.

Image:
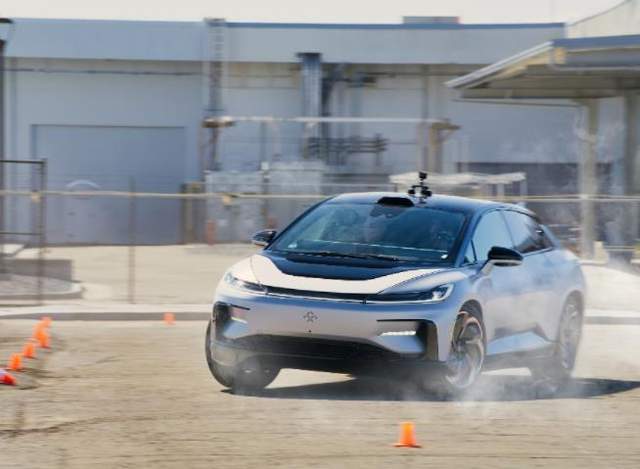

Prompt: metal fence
xmin=0 ymin=159 xmax=47 ymax=305
xmin=0 ymin=186 xmax=639 ymax=305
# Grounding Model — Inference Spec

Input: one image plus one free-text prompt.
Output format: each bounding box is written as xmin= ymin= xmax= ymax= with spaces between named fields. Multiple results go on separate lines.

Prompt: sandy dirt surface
xmin=17 ymin=244 xmax=260 ymax=304
xmin=1 ymin=318 xmax=639 ymax=468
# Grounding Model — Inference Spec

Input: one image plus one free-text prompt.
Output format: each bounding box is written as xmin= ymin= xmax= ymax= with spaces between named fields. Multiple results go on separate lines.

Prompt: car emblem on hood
xmin=303 ymin=311 xmax=318 ymax=323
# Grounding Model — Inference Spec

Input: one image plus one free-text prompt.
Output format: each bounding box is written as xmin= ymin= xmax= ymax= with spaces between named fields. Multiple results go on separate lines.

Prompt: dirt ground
xmin=18 ymin=244 xmax=260 ymax=304
xmin=1 ymin=318 xmax=639 ymax=468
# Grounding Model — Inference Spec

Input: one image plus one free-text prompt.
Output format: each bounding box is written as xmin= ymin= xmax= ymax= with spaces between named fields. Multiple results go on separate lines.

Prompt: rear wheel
xmin=530 ymin=296 xmax=582 ymax=394
xmin=204 ymin=321 xmax=280 ymax=392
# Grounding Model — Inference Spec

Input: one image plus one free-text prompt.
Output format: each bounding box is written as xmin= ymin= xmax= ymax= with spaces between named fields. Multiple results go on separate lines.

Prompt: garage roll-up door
xmin=34 ymin=125 xmax=186 ymax=244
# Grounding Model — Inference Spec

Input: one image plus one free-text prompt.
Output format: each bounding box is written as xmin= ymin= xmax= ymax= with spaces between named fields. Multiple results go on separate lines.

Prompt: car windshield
xmin=269 ymin=201 xmax=467 ymax=264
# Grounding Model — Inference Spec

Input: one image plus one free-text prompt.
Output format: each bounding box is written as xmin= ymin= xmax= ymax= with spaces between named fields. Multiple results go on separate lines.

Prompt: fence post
xmin=37 ymin=159 xmax=47 ymax=305
xmin=128 ymin=178 xmax=136 ymax=303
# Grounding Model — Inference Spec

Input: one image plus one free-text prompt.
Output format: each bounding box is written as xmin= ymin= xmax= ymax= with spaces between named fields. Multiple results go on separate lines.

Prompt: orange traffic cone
xmin=394 ymin=422 xmax=421 ymax=448
xmin=41 ymin=316 xmax=52 ymax=328
xmin=33 ymin=322 xmax=46 ymax=340
xmin=35 ymin=327 xmax=48 ymax=345
xmin=22 ymin=341 xmax=36 ymax=359
xmin=1 ymin=371 xmax=17 ymax=386
xmin=164 ymin=313 xmax=175 ymax=325
xmin=7 ymin=353 xmax=23 ymax=372
xmin=37 ymin=331 xmax=50 ymax=349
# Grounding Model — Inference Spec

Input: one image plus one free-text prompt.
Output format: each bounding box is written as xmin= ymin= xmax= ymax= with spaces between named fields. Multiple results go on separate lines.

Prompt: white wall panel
xmin=7 ymin=19 xmax=564 ymax=65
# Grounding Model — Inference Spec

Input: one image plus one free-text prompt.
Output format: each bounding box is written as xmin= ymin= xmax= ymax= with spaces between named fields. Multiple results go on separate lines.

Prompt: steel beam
xmin=0 ymin=36 xmax=6 ymax=276
xmin=623 ymin=92 xmax=639 ymax=251
xmin=624 ymin=92 xmax=640 ymax=194
xmin=578 ymin=99 xmax=599 ymax=259
xmin=460 ymin=88 xmax=619 ymax=100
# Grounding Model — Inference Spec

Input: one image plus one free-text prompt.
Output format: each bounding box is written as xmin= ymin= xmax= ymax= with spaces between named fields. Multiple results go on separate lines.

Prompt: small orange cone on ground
xmin=33 ymin=322 xmax=46 ymax=340
xmin=22 ymin=341 xmax=36 ymax=359
xmin=164 ymin=313 xmax=175 ymax=325
xmin=1 ymin=371 xmax=17 ymax=386
xmin=8 ymin=353 xmax=23 ymax=371
xmin=37 ymin=331 xmax=50 ymax=349
xmin=41 ymin=316 xmax=52 ymax=328
xmin=394 ymin=422 xmax=421 ymax=448
xmin=35 ymin=327 xmax=48 ymax=345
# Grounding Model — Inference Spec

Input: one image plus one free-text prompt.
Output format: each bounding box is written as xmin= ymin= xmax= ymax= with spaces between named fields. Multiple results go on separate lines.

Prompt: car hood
xmin=229 ymin=254 xmax=455 ymax=295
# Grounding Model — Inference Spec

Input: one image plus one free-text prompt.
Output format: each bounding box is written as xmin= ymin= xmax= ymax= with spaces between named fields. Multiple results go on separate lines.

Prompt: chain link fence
xmin=0 ymin=184 xmax=639 ymax=305
xmin=0 ymin=159 xmax=47 ymax=304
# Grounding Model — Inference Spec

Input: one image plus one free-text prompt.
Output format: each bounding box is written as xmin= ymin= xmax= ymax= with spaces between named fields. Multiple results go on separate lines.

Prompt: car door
xmin=469 ymin=210 xmax=526 ymax=347
xmin=502 ymin=210 xmax=557 ymax=338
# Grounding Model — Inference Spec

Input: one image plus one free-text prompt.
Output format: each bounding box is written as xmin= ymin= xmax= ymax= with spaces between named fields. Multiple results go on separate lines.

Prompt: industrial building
xmin=0 ymin=10 xmax=632 ymax=245
xmin=448 ymin=0 xmax=640 ymax=259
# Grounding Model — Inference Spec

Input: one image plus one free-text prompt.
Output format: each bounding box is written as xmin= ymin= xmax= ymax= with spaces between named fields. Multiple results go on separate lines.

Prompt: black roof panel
xmin=326 ymin=192 xmax=520 ymax=215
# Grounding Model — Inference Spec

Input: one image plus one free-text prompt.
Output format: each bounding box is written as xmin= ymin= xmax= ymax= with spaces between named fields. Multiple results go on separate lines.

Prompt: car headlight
xmin=223 ymin=272 xmax=266 ymax=294
xmin=368 ymin=284 xmax=454 ymax=303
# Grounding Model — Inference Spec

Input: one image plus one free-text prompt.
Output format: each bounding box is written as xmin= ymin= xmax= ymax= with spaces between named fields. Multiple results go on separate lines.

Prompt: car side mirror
xmin=488 ymin=246 xmax=523 ymax=266
xmin=252 ymin=229 xmax=277 ymax=247
xmin=482 ymin=246 xmax=523 ymax=274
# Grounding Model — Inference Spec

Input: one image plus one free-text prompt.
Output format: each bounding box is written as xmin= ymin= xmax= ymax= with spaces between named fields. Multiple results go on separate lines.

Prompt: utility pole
xmin=0 ymin=18 xmax=14 ymax=277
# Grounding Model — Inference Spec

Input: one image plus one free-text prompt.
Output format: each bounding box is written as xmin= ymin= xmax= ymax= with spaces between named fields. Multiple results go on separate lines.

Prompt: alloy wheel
xmin=558 ymin=300 xmax=582 ymax=370
xmin=444 ymin=312 xmax=485 ymax=391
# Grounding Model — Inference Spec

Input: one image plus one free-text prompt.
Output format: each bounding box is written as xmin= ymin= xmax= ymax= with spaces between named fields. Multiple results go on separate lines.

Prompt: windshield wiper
xmin=358 ymin=253 xmax=403 ymax=262
xmin=287 ymin=250 xmax=368 ymax=260
xmin=288 ymin=250 xmax=401 ymax=262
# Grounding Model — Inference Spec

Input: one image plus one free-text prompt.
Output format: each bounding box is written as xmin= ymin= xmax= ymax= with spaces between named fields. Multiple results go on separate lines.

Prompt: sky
xmin=0 ymin=0 xmax=625 ymax=24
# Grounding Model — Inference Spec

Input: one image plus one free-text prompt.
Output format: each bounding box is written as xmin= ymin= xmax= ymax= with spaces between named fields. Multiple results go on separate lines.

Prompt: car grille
xmin=231 ymin=335 xmax=400 ymax=361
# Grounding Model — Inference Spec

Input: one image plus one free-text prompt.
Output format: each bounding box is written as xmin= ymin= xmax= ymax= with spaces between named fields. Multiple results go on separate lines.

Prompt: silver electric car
xmin=205 ymin=178 xmax=585 ymax=395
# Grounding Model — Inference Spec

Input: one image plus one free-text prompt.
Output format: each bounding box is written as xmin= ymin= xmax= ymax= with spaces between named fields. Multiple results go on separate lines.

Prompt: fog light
xmin=380 ymin=330 xmax=416 ymax=337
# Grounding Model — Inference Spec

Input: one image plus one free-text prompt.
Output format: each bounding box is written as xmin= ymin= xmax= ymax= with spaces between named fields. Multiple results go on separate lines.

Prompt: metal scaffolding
xmin=201 ymin=18 xmax=228 ymax=172
xmin=202 ymin=115 xmax=459 ymax=172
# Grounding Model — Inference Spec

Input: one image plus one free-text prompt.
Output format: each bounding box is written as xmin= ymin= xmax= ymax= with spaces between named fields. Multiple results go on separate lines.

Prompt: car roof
xmin=326 ymin=192 xmax=534 ymax=217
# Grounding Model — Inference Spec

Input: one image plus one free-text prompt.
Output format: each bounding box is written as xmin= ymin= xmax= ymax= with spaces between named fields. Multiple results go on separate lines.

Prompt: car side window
xmin=503 ymin=211 xmax=549 ymax=254
xmin=471 ymin=211 xmax=513 ymax=262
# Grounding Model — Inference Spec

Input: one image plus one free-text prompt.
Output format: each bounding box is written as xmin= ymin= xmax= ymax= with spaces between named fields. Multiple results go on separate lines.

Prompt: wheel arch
xmin=460 ymin=299 xmax=483 ymax=322
xmin=436 ymin=298 xmax=485 ymax=362
xmin=457 ymin=299 xmax=486 ymax=346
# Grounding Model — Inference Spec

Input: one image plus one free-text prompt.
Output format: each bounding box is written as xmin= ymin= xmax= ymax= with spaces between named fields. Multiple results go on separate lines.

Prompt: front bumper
xmin=211 ymin=328 xmax=435 ymax=375
xmin=208 ymin=284 xmax=461 ymax=372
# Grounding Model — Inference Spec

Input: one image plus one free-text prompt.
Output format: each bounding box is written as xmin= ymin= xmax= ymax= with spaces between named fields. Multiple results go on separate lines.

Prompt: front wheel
xmin=418 ymin=309 xmax=485 ymax=397
xmin=204 ymin=321 xmax=280 ymax=392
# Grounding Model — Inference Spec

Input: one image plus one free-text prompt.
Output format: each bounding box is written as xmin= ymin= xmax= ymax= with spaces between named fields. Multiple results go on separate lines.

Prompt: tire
xmin=530 ymin=296 xmax=582 ymax=394
xmin=204 ymin=321 xmax=280 ymax=392
xmin=418 ymin=309 xmax=485 ymax=397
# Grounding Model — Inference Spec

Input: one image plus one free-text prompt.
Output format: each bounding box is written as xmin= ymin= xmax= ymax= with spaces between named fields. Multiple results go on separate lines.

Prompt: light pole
xmin=0 ymin=18 xmax=14 ymax=277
